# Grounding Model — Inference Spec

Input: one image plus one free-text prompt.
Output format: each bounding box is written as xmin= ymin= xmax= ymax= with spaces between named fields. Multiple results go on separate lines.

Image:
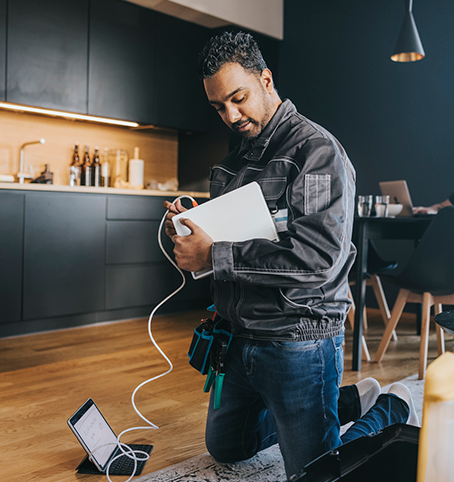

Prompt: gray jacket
xmin=210 ymin=99 xmax=356 ymax=341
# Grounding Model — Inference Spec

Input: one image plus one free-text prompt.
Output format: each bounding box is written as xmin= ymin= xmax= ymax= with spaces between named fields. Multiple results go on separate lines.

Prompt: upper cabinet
xmin=88 ymin=0 xmax=156 ymax=125
xmin=153 ymin=12 xmax=210 ymax=132
xmin=89 ymin=0 xmax=210 ymax=131
xmin=2 ymin=0 xmax=213 ymax=131
xmin=6 ymin=0 xmax=89 ymax=113
xmin=0 ymin=0 xmax=5 ymax=101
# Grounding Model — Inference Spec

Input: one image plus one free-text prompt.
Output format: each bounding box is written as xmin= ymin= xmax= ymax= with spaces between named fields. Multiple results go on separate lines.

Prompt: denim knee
xmin=205 ymin=432 xmax=250 ymax=463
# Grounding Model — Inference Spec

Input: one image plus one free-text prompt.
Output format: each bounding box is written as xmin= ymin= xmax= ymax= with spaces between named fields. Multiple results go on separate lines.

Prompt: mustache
xmin=232 ymin=118 xmax=257 ymax=131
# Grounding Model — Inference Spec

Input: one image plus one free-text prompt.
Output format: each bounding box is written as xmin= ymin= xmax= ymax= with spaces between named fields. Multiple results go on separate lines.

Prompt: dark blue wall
xmin=279 ymin=0 xmax=454 ymax=206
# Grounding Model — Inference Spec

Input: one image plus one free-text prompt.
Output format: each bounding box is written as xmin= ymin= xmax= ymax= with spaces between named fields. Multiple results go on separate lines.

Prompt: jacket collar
xmin=239 ymin=99 xmax=297 ymax=163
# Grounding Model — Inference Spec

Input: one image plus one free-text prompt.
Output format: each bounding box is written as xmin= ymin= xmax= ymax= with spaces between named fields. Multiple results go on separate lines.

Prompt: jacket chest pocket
xmin=256 ymin=177 xmax=287 ymax=211
xmin=209 ymin=167 xmax=231 ymax=198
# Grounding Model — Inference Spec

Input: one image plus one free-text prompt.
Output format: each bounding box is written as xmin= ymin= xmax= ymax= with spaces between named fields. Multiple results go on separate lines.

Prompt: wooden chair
xmin=347 ymin=241 xmax=398 ymax=361
xmin=374 ymin=207 xmax=454 ymax=379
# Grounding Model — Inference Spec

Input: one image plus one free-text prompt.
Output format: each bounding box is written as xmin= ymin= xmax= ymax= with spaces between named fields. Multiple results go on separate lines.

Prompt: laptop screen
xmin=379 ymin=180 xmax=414 ymax=217
xmin=68 ymin=399 xmax=118 ymax=471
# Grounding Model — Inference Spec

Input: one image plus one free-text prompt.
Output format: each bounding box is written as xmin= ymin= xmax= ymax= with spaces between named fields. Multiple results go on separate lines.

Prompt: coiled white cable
xmin=102 ymin=194 xmax=197 ymax=482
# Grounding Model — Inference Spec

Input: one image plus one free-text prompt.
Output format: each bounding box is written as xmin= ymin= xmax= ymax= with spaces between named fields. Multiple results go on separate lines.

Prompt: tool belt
xmin=187 ymin=312 xmax=232 ymax=409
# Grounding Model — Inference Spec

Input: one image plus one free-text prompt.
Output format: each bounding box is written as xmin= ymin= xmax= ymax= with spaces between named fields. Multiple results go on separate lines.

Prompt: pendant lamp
xmin=391 ymin=0 xmax=425 ymax=62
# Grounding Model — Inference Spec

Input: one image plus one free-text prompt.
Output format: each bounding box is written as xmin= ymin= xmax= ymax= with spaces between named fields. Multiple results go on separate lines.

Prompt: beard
xmin=231 ymin=91 xmax=276 ymax=140
xmin=232 ymin=118 xmax=260 ymax=139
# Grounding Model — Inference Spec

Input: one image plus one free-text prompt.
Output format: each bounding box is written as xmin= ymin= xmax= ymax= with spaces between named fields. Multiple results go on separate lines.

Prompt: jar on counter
xmin=108 ymin=149 xmax=129 ymax=184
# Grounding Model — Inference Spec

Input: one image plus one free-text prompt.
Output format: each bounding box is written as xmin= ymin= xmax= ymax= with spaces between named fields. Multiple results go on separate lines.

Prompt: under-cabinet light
xmin=0 ymin=102 xmax=139 ymax=127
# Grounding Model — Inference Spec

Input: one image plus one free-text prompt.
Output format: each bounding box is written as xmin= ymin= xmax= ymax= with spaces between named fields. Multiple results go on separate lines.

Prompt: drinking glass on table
xmin=357 ymin=195 xmax=373 ymax=217
xmin=375 ymin=195 xmax=390 ymax=217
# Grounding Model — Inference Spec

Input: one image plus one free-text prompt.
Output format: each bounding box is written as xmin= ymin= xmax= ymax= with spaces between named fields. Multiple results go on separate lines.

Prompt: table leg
xmin=352 ymin=222 xmax=369 ymax=371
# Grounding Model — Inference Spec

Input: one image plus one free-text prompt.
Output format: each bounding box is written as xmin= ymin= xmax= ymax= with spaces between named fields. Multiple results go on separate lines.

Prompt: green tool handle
xmin=213 ymin=373 xmax=225 ymax=410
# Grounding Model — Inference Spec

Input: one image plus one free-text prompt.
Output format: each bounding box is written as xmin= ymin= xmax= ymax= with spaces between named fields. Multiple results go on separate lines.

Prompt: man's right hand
xmin=163 ymin=199 xmax=187 ymax=240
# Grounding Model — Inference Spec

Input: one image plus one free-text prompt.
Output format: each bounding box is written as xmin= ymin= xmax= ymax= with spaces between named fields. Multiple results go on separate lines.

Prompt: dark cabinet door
xmin=23 ymin=192 xmax=105 ymax=320
xmin=0 ymin=0 xmax=6 ymax=101
xmin=105 ymin=263 xmax=210 ymax=310
xmin=88 ymin=0 xmax=156 ymax=124
xmin=154 ymin=13 xmax=210 ymax=132
xmin=106 ymin=220 xmax=168 ymax=265
xmin=7 ymin=0 xmax=89 ymax=113
xmin=0 ymin=192 xmax=24 ymax=324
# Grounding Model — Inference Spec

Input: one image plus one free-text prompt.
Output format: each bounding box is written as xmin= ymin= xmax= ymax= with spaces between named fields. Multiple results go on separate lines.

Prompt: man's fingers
xmin=179 ymin=217 xmax=198 ymax=233
xmin=162 ymin=199 xmax=188 ymax=214
xmin=174 ymin=199 xmax=188 ymax=213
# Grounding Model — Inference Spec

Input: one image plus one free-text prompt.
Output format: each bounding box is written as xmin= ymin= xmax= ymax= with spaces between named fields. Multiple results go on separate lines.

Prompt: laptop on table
xmin=67 ymin=398 xmax=153 ymax=475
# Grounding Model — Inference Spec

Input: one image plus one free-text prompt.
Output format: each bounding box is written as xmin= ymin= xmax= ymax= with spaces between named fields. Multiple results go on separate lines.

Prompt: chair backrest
xmin=398 ymin=207 xmax=454 ymax=294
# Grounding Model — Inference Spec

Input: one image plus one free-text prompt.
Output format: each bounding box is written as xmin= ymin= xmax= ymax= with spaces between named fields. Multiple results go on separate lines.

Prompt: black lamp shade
xmin=391 ymin=1 xmax=425 ymax=62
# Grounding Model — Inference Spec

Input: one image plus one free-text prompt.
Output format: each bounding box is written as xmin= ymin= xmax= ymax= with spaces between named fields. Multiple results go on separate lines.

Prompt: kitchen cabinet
xmin=23 ymin=192 xmax=105 ymax=320
xmin=4 ymin=0 xmax=212 ymax=131
xmin=89 ymin=0 xmax=210 ymax=130
xmin=0 ymin=192 xmax=24 ymax=324
xmin=105 ymin=194 xmax=210 ymax=310
xmin=154 ymin=12 xmax=210 ymax=132
xmin=88 ymin=0 xmax=156 ymax=124
xmin=0 ymin=0 xmax=5 ymax=101
xmin=7 ymin=0 xmax=89 ymax=113
xmin=0 ymin=189 xmax=210 ymax=337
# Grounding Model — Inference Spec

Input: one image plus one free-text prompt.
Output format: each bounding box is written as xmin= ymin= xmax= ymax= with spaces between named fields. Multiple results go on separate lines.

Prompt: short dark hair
xmin=197 ymin=31 xmax=268 ymax=79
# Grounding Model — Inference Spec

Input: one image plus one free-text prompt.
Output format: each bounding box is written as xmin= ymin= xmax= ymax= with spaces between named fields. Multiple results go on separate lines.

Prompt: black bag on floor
xmin=290 ymin=424 xmax=419 ymax=482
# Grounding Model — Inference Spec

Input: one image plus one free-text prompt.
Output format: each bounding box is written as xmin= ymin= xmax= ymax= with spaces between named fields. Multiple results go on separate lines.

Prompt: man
xmin=164 ymin=32 xmax=416 ymax=479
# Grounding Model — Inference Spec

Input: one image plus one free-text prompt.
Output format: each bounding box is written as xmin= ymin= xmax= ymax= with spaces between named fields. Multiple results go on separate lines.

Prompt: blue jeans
xmin=205 ymin=334 xmax=409 ymax=480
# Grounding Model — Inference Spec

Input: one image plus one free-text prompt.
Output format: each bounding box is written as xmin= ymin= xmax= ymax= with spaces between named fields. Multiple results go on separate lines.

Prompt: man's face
xmin=203 ymin=62 xmax=278 ymax=140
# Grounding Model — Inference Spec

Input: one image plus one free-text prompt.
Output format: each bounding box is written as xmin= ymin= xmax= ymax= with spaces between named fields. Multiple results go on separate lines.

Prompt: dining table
xmin=351 ymin=215 xmax=433 ymax=371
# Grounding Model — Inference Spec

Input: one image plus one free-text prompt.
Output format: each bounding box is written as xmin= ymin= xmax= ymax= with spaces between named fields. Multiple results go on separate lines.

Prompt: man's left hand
xmin=172 ymin=218 xmax=213 ymax=272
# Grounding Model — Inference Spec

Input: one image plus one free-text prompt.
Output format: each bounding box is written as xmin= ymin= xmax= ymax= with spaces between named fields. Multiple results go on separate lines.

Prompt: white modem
xmin=172 ymin=182 xmax=279 ymax=279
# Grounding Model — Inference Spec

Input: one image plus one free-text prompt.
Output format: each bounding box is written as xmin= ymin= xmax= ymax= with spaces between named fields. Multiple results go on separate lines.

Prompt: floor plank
xmin=0 ymin=308 xmax=450 ymax=481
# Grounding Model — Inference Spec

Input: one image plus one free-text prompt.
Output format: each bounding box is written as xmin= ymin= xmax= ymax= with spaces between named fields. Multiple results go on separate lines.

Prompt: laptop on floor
xmin=67 ymin=398 xmax=153 ymax=475
xmin=379 ymin=180 xmax=435 ymax=217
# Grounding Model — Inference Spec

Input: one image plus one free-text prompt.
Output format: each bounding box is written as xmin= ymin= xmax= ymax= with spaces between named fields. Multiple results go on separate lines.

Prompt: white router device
xmin=172 ymin=182 xmax=279 ymax=279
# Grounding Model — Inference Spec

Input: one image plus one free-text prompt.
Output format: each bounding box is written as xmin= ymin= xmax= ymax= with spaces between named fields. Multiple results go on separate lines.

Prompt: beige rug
xmin=137 ymin=374 xmax=424 ymax=482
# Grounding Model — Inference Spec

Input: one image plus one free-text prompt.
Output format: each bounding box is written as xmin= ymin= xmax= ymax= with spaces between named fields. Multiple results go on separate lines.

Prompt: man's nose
xmin=225 ymin=105 xmax=241 ymax=124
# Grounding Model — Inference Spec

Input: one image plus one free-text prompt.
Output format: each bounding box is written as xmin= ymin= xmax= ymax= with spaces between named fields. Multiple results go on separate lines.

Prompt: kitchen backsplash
xmin=0 ymin=109 xmax=178 ymax=188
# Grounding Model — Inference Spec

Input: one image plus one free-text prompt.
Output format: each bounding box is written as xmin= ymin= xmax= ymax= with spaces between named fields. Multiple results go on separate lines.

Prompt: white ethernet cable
xmin=102 ymin=194 xmax=198 ymax=482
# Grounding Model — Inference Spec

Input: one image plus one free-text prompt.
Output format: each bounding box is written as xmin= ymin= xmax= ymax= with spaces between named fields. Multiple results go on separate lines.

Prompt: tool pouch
xmin=187 ymin=317 xmax=216 ymax=375
xmin=187 ymin=313 xmax=232 ymax=375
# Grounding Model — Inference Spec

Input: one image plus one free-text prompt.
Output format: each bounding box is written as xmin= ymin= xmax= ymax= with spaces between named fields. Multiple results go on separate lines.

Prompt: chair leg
xmin=418 ymin=292 xmax=433 ymax=380
xmin=370 ymin=274 xmax=397 ymax=342
xmin=347 ymin=286 xmax=371 ymax=361
xmin=434 ymin=303 xmax=445 ymax=356
xmin=374 ymin=289 xmax=409 ymax=363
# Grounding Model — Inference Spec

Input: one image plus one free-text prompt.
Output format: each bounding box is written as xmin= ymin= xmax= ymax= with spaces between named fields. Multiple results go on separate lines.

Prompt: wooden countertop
xmin=0 ymin=182 xmax=210 ymax=198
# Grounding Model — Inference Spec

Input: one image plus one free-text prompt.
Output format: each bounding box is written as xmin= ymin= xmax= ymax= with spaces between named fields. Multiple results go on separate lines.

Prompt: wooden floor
xmin=1 ymin=308 xmax=451 ymax=482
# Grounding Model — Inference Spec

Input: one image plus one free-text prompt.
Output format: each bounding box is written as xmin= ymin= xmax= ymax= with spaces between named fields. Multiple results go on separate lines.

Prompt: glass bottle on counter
xmin=101 ymin=147 xmax=110 ymax=187
xmin=69 ymin=144 xmax=80 ymax=186
xmin=80 ymin=145 xmax=92 ymax=186
xmin=92 ymin=147 xmax=101 ymax=187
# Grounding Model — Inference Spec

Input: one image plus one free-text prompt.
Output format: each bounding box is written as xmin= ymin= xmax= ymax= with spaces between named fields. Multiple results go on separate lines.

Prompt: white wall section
xmin=126 ymin=0 xmax=283 ymax=39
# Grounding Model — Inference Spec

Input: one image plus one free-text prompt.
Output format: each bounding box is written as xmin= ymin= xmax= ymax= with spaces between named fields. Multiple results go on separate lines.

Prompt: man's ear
xmin=261 ymin=68 xmax=274 ymax=93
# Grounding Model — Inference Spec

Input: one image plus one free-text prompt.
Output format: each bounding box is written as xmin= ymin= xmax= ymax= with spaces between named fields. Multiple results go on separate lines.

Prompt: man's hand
xmin=163 ymin=199 xmax=187 ymax=238
xmin=172 ymin=218 xmax=213 ymax=273
xmin=413 ymin=206 xmax=437 ymax=215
